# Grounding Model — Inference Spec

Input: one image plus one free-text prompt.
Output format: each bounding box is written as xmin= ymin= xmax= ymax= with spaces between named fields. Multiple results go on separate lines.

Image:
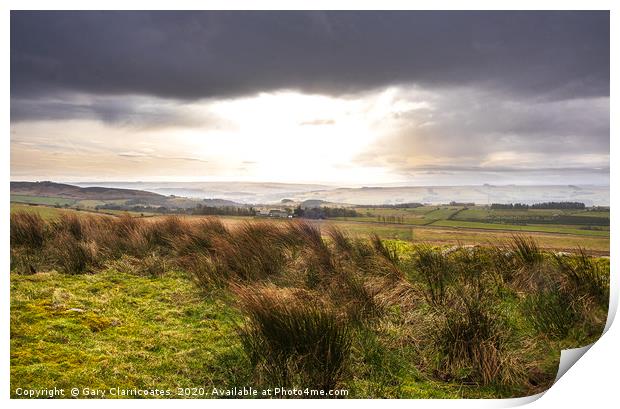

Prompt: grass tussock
xmin=555 ymin=249 xmax=610 ymax=309
xmin=371 ymin=233 xmax=400 ymax=266
xmin=235 ymin=285 xmax=352 ymax=391
xmin=11 ymin=212 xmax=46 ymax=248
xmin=410 ymin=245 xmax=453 ymax=306
xmin=171 ymin=218 xmax=228 ymax=257
xmin=511 ymin=235 xmax=543 ymax=267
xmin=522 ymin=288 xmax=576 ymax=339
xmin=287 ymin=222 xmax=334 ymax=275
xmin=208 ymin=222 xmax=291 ymax=281
xmin=434 ymin=296 xmax=524 ymax=386
xmin=53 ymin=232 xmax=98 ymax=275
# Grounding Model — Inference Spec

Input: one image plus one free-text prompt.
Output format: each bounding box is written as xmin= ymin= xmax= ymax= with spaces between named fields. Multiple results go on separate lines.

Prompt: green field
xmin=324 ymin=220 xmax=609 ymax=254
xmin=430 ymin=220 xmax=609 ymax=237
xmin=10 ymin=203 xmax=152 ymax=219
xmin=352 ymin=205 xmax=609 ymax=239
xmin=11 ymin=195 xmax=76 ymax=207
xmin=10 ymin=203 xmax=77 ymax=219
xmin=10 ymin=195 xmax=133 ymax=210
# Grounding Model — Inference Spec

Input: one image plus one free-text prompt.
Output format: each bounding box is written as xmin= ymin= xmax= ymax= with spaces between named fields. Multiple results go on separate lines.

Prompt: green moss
xmin=11 ymin=270 xmax=248 ymax=398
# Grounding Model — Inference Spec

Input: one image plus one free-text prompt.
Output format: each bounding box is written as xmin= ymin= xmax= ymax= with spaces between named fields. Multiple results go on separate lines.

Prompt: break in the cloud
xmin=10 ymin=11 xmax=609 ymax=185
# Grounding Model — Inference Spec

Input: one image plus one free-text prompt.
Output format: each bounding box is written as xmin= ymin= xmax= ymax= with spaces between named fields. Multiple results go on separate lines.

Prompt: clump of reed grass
xmin=368 ymin=276 xmax=423 ymax=311
xmin=522 ymin=287 xmax=576 ymax=339
xmin=191 ymin=222 xmax=291 ymax=282
xmin=286 ymin=222 xmax=334 ymax=275
xmin=98 ymin=214 xmax=156 ymax=257
xmin=327 ymin=227 xmax=354 ymax=255
xmin=10 ymin=212 xmax=46 ymax=248
xmin=137 ymin=253 xmax=167 ymax=277
xmin=511 ymin=235 xmax=543 ymax=267
xmin=53 ymin=232 xmax=98 ymax=274
xmin=235 ymin=285 xmax=352 ymax=391
xmin=170 ymin=218 xmax=229 ymax=258
xmin=52 ymin=213 xmax=86 ymax=240
xmin=486 ymin=244 xmax=519 ymax=285
xmin=173 ymin=218 xmax=228 ymax=252
xmin=498 ymin=236 xmax=552 ymax=293
xmin=10 ymin=248 xmax=45 ymax=275
xmin=410 ymin=245 xmax=453 ymax=306
xmin=184 ymin=254 xmax=228 ymax=289
xmin=371 ymin=233 xmax=400 ymax=266
xmin=331 ymin=271 xmax=383 ymax=321
xmin=434 ymin=295 xmax=524 ymax=386
xmin=554 ymin=249 xmax=609 ymax=309
xmin=327 ymin=227 xmax=400 ymax=280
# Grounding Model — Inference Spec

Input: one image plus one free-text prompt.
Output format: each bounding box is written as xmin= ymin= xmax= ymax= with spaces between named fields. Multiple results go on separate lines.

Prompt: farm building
xmin=256 ymin=209 xmax=292 ymax=218
xmin=268 ymin=209 xmax=292 ymax=218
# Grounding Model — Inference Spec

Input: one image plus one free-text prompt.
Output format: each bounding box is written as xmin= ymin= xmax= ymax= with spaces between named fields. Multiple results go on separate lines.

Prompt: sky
xmin=10 ymin=11 xmax=610 ymax=186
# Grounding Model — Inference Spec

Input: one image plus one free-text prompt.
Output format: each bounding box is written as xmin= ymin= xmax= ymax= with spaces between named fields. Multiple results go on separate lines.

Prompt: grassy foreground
xmin=10 ymin=212 xmax=610 ymax=398
xmin=11 ymin=269 xmax=489 ymax=398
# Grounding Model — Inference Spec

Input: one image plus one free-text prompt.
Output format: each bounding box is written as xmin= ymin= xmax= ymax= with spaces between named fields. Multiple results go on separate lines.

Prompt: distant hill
xmin=200 ymin=198 xmax=246 ymax=208
xmin=15 ymin=181 xmax=610 ymax=207
xmin=10 ymin=181 xmax=165 ymax=201
xmin=287 ymin=185 xmax=610 ymax=207
xmin=71 ymin=181 xmax=331 ymax=203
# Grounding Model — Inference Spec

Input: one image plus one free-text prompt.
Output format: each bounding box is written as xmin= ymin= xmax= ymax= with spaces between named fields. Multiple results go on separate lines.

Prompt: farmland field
xmin=10 ymin=203 xmax=610 ymax=254
xmin=10 ymin=203 xmax=151 ymax=219
xmin=11 ymin=194 xmax=76 ymax=207
xmin=429 ymin=220 xmax=609 ymax=237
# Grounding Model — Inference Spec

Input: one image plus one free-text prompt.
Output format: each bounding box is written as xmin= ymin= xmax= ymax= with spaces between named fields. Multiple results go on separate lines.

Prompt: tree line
xmin=490 ymin=202 xmax=586 ymax=210
xmin=294 ymin=206 xmax=360 ymax=219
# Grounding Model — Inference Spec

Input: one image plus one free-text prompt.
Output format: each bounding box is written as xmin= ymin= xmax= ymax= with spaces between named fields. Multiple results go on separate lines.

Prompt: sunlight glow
xmin=11 ymin=88 xmax=426 ymax=184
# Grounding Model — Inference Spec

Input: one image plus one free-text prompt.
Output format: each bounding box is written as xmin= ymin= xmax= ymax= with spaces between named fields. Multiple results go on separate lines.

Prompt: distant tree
xmin=490 ymin=202 xmax=585 ymax=210
xmin=531 ymin=202 xmax=585 ymax=210
xmin=293 ymin=205 xmax=305 ymax=217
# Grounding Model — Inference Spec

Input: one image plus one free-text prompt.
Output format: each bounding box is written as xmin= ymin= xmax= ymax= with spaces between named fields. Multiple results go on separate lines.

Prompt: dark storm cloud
xmin=10 ymin=94 xmax=232 ymax=129
xmin=11 ymin=11 xmax=609 ymax=101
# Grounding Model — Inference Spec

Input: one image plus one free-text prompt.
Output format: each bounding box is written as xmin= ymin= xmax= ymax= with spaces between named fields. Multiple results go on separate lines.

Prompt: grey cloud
xmin=118 ymin=152 xmax=148 ymax=158
xmin=397 ymin=164 xmax=610 ymax=174
xmin=10 ymin=94 xmax=232 ymax=130
xmin=9 ymin=11 xmax=609 ymax=186
xmin=355 ymin=86 xmax=609 ymax=174
xmin=11 ymin=11 xmax=609 ymax=101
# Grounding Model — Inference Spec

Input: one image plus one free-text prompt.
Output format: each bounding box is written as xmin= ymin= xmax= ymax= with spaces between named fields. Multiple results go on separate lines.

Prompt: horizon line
xmin=9 ymin=179 xmax=611 ymax=189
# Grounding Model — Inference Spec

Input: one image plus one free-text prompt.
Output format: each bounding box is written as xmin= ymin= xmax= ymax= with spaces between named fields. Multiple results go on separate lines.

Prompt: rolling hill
xmin=10 ymin=181 xmax=165 ymax=201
